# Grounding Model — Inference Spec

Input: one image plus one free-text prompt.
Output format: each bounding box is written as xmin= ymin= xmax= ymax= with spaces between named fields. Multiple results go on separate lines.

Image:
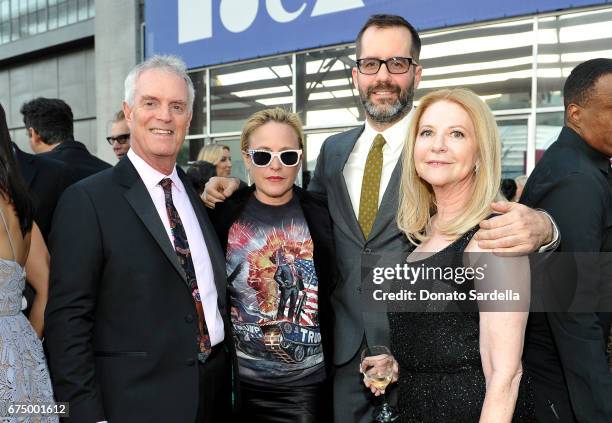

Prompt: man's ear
xmin=122 ymin=101 xmax=133 ymax=125
xmin=352 ymin=66 xmax=359 ymax=91
xmin=565 ymin=103 xmax=581 ymax=129
xmin=413 ymin=64 xmax=423 ymax=91
xmin=29 ymin=128 xmax=42 ymax=144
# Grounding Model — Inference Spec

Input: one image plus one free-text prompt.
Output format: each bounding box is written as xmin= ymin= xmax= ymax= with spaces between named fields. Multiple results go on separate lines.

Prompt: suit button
xmin=364 ymin=248 xmax=372 ymax=254
xmin=186 ymin=358 xmax=196 ymax=366
xmin=185 ymin=314 xmax=194 ymax=323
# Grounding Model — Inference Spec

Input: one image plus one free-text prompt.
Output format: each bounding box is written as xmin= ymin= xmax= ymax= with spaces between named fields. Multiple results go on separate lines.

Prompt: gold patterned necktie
xmin=358 ymin=134 xmax=386 ymax=239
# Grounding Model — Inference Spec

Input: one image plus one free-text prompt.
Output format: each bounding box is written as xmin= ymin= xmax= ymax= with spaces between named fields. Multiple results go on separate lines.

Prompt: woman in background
xmin=0 ymin=103 xmax=56 ymax=421
xmin=198 ymin=143 xmax=233 ymax=177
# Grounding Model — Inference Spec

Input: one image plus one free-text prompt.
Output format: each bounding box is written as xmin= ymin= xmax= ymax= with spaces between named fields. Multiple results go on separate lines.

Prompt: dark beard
xmin=360 ymin=81 xmax=414 ymax=125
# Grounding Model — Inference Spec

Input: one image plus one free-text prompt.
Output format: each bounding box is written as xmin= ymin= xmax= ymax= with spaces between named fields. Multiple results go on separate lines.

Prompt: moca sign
xmin=178 ymin=0 xmax=365 ymax=44
xmin=145 ymin=0 xmax=608 ymax=69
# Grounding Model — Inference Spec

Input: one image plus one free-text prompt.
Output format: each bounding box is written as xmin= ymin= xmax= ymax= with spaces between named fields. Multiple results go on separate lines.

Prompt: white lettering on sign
xmin=177 ymin=0 xmax=365 ymax=44
xmin=178 ymin=0 xmax=212 ymax=44
xmin=266 ymin=0 xmax=307 ymax=23
xmin=220 ymin=0 xmax=259 ymax=33
xmin=311 ymin=0 xmax=364 ymax=16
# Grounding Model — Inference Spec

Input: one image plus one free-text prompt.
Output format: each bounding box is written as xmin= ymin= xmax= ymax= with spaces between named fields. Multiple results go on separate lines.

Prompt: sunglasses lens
xmin=251 ymin=151 xmax=272 ymax=166
xmin=280 ymin=151 xmax=299 ymax=166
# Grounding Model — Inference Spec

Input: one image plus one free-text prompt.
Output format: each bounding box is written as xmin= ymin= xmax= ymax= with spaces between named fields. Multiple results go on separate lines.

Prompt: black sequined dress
xmin=388 ymin=226 xmax=535 ymax=422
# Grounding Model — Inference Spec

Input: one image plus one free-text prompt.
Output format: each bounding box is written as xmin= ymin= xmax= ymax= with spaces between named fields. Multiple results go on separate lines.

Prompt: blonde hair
xmin=396 ymin=88 xmax=501 ymax=245
xmin=197 ymin=144 xmax=229 ymax=165
xmin=240 ymin=108 xmax=304 ymax=151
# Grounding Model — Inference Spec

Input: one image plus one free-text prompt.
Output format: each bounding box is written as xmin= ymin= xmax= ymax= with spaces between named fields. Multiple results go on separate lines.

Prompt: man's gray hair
xmin=124 ymin=55 xmax=195 ymax=111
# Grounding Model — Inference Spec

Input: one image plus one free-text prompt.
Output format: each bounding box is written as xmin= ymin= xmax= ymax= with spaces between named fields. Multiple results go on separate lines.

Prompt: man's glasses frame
xmin=106 ymin=133 xmax=130 ymax=145
xmin=355 ymin=57 xmax=418 ymax=75
xmin=246 ymin=149 xmax=303 ymax=167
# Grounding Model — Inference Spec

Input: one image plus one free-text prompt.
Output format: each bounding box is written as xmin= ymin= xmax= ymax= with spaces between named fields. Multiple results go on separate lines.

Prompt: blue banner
xmin=145 ymin=0 xmax=610 ymax=69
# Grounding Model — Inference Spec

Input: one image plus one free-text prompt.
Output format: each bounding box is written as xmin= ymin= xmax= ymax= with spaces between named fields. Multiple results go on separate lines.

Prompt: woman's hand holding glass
xmin=361 ymin=351 xmax=399 ymax=396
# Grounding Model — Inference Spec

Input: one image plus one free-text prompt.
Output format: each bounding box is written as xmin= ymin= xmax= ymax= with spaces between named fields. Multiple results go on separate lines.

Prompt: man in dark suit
xmin=21 ymin=97 xmax=110 ymax=181
xmin=45 ymin=55 xmax=232 ymax=423
xmin=12 ymin=143 xmax=74 ymax=242
xmin=521 ymin=58 xmax=612 ymax=422
xmin=204 ymin=14 xmax=559 ymax=423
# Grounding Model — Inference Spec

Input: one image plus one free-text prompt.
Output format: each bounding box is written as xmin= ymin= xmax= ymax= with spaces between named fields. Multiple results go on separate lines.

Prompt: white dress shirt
xmin=343 ymin=110 xmax=413 ymax=217
xmin=127 ymin=149 xmax=224 ymax=345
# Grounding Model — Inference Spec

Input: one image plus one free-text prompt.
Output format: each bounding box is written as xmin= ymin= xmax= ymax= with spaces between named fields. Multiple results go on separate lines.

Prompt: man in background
xmin=521 ymin=58 xmax=612 ymax=422
xmin=21 ymin=97 xmax=110 ymax=181
xmin=107 ymin=109 xmax=131 ymax=160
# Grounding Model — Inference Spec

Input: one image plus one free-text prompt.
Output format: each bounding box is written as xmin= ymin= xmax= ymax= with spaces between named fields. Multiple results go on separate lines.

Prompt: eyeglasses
xmin=106 ymin=133 xmax=130 ymax=145
xmin=355 ymin=57 xmax=418 ymax=75
xmin=246 ymin=149 xmax=302 ymax=167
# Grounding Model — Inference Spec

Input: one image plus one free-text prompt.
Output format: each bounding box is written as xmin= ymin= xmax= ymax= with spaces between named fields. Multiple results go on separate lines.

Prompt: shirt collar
xmin=127 ymin=149 xmax=183 ymax=192
xmin=363 ymin=109 xmax=413 ymax=151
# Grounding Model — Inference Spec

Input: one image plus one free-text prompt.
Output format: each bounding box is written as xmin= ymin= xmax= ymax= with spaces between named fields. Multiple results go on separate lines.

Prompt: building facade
xmin=0 ymin=0 xmax=141 ymax=165
xmin=147 ymin=0 xmax=612 ymax=182
xmin=1 ymin=0 xmax=611 ymax=176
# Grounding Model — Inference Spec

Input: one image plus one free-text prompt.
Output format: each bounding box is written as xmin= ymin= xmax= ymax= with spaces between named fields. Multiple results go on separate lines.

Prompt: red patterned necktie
xmin=160 ymin=178 xmax=212 ymax=363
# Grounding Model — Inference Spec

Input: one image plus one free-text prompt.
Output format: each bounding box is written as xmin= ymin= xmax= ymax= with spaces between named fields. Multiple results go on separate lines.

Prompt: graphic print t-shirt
xmin=226 ymin=194 xmax=325 ymax=385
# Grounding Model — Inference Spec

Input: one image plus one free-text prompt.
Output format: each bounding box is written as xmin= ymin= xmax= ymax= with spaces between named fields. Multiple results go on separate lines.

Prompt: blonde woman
xmin=197 ymin=143 xmax=233 ymax=177
xmin=383 ymin=89 xmax=533 ymax=422
xmin=208 ymin=108 xmax=335 ymax=422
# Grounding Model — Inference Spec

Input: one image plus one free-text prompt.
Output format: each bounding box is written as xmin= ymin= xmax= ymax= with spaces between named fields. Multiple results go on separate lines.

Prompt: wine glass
xmin=360 ymin=345 xmax=398 ymax=422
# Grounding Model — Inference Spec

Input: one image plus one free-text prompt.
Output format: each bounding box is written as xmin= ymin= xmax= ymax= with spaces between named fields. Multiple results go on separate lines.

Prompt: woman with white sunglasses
xmin=208 ymin=108 xmax=335 ymax=422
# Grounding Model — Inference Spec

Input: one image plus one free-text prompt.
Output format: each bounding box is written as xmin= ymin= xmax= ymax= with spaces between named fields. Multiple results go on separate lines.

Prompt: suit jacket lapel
xmin=115 ymin=159 xmax=187 ymax=282
xmin=333 ymin=126 xmax=366 ymax=244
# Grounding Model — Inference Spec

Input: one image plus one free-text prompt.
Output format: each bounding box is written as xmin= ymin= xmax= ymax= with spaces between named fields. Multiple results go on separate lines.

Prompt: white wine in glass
xmin=365 ymin=372 xmax=392 ymax=390
xmin=361 ymin=346 xmax=398 ymax=422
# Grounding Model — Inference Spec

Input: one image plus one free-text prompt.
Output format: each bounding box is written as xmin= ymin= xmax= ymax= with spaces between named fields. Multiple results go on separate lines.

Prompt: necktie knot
xmin=159 ymin=178 xmax=173 ymax=192
xmin=372 ymin=133 xmax=386 ymax=150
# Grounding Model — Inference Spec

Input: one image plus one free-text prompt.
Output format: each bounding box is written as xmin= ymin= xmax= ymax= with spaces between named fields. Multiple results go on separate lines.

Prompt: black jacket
xmin=42 ymin=140 xmax=110 ymax=182
xmin=208 ymin=185 xmax=336 ymax=376
xmin=521 ymin=126 xmax=612 ymax=422
xmin=45 ymin=158 xmax=232 ymax=422
xmin=13 ymin=143 xmax=74 ymax=242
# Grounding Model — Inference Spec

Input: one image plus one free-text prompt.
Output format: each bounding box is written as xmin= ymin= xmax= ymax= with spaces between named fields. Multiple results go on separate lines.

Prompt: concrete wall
xmin=0 ymin=47 xmax=97 ymax=153
xmin=94 ymin=0 xmax=140 ymax=165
